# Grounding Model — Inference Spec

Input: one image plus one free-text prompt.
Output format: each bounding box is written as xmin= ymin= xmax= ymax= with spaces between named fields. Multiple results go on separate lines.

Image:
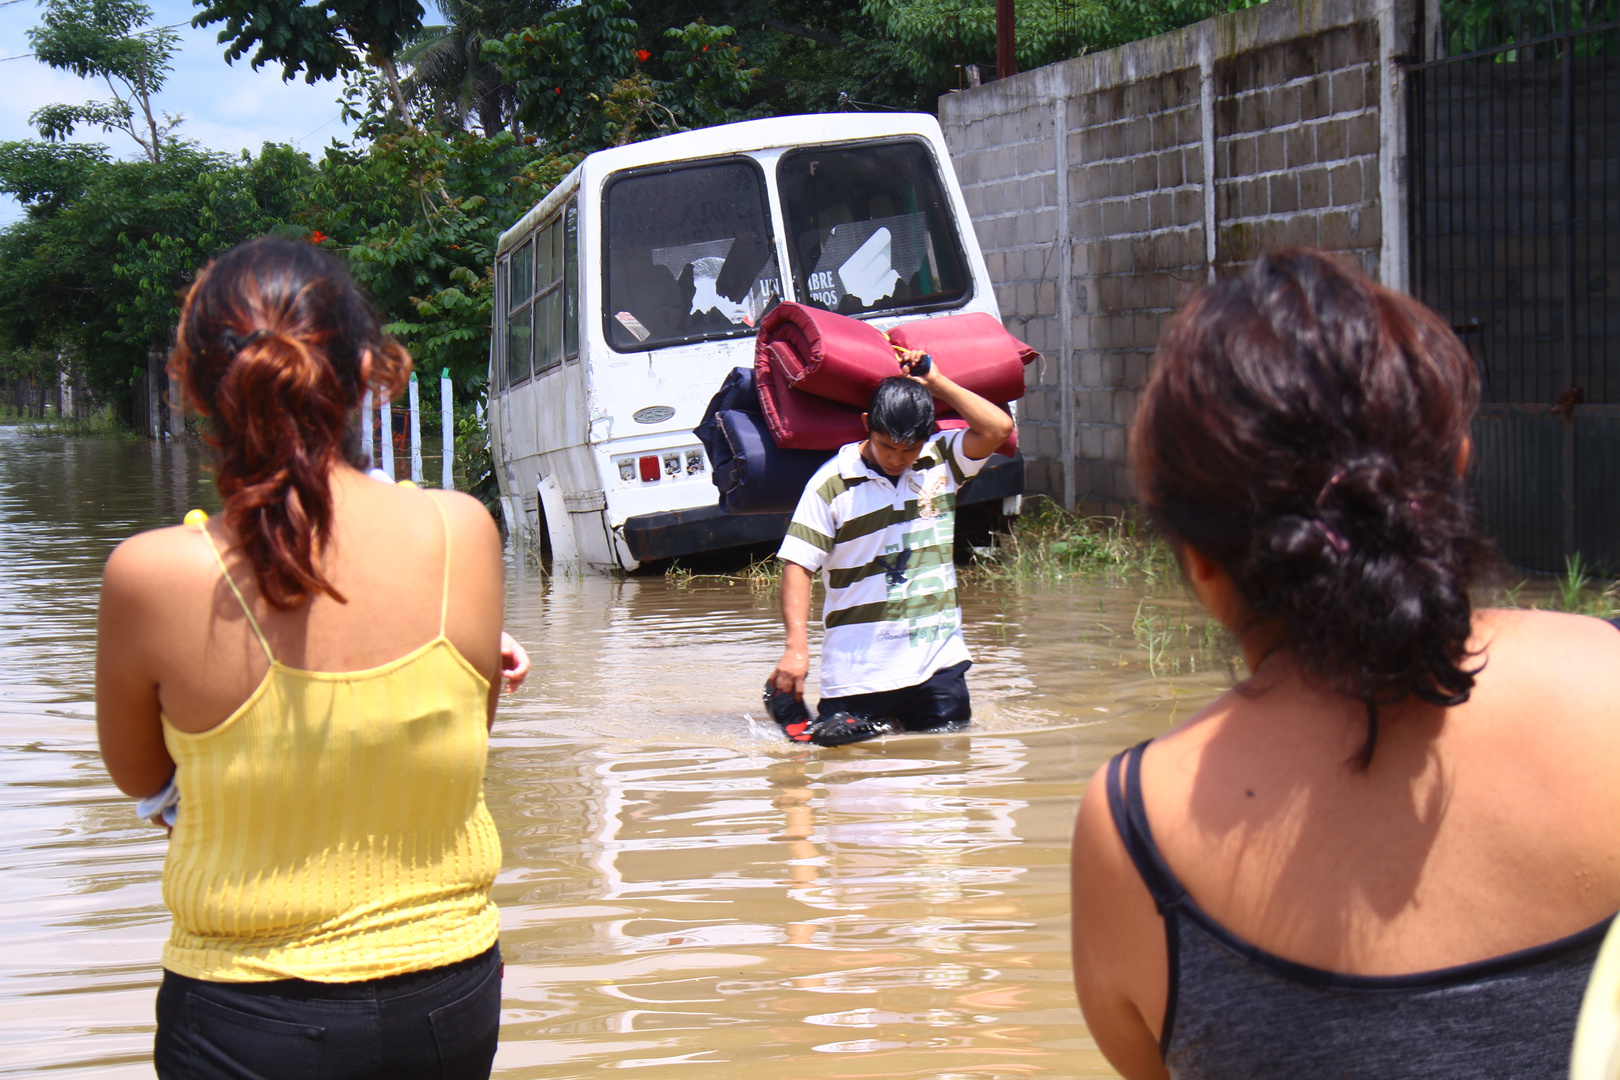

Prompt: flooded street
xmin=0 ymin=429 xmax=1235 ymax=1079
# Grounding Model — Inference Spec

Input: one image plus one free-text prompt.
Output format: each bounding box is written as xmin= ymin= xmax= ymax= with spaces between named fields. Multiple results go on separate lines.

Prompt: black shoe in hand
xmin=763 ymin=681 xmax=813 ymax=742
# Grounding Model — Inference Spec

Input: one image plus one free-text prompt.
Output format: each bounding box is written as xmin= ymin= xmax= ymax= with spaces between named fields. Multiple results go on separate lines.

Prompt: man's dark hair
xmin=866 ymin=377 xmax=934 ymax=444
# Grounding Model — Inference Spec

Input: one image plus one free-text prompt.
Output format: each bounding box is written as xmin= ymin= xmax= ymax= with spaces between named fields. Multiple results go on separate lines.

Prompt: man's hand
xmin=772 ymin=648 xmax=809 ymax=700
xmin=897 ymin=347 xmax=939 ymax=389
xmin=776 ymin=561 xmax=814 ymax=701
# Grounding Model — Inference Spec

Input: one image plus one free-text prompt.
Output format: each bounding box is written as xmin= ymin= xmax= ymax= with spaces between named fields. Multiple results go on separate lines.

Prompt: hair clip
xmin=220 ymin=328 xmax=272 ymax=357
xmin=1315 ymin=469 xmax=1346 ymax=509
xmin=1314 ymin=519 xmax=1351 ymax=555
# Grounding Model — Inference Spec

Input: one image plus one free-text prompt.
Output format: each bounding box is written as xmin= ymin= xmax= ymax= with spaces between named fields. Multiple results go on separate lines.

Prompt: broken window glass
xmin=778 ymin=141 xmax=970 ymax=317
xmin=604 ymin=160 xmax=780 ymax=351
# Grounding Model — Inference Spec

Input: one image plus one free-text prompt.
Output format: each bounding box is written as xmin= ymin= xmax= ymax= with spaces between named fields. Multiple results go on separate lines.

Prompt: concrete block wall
xmin=940 ymin=0 xmax=1415 ymax=511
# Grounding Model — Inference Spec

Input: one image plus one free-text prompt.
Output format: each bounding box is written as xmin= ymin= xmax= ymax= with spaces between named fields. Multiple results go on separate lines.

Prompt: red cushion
xmin=758 ymin=303 xmax=900 ymax=411
xmin=884 ymin=312 xmax=1037 ymax=404
xmin=755 ymin=340 xmax=869 ymax=450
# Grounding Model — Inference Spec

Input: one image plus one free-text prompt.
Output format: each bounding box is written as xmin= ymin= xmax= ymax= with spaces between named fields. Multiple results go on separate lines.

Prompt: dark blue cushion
xmin=694 ymin=367 xmax=760 ymax=480
xmin=713 ymin=408 xmax=833 ymax=515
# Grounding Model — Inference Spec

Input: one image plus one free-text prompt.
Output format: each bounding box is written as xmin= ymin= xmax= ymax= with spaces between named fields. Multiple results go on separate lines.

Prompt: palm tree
xmin=398 ymin=0 xmax=560 ymax=135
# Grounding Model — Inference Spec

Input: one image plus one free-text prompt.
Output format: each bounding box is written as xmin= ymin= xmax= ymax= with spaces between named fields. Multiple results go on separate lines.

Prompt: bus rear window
xmin=777 ymin=142 xmax=969 ymax=317
xmin=603 ymin=160 xmax=780 ymax=351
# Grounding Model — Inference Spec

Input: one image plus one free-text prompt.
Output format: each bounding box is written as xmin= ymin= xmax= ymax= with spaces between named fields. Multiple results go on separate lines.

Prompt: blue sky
xmin=0 ymin=0 xmax=358 ymax=226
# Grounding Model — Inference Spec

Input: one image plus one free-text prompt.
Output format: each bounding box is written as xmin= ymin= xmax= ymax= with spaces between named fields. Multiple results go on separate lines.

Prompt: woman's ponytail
xmin=171 ymin=237 xmax=411 ymax=608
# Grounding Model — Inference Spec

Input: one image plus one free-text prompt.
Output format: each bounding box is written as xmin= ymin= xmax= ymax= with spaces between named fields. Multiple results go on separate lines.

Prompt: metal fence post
xmin=409 ymin=373 xmax=424 ymax=484
xmin=380 ymin=391 xmax=394 ymax=479
xmin=440 ymin=368 xmax=453 ymax=490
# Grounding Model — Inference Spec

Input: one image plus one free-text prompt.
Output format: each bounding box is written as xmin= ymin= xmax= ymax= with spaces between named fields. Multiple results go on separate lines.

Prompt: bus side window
xmin=534 ymin=219 xmax=563 ymax=375
xmin=564 ymin=202 xmax=579 ymax=361
xmin=507 ymin=237 xmax=534 ymax=386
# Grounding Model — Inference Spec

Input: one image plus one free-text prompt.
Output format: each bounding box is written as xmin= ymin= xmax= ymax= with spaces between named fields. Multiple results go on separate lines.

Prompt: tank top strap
xmin=198 ymin=523 xmax=276 ymax=665
xmin=431 ymin=495 xmax=451 ymax=637
xmin=1104 ymin=740 xmax=1188 ymax=914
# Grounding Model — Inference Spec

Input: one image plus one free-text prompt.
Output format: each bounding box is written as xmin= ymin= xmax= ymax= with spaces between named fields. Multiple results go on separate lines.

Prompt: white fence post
xmin=408 ymin=373 xmax=423 ymax=484
xmin=379 ymin=391 xmax=394 ymax=479
xmin=440 ymin=368 xmax=453 ymax=489
xmin=360 ymin=389 xmax=373 ymax=466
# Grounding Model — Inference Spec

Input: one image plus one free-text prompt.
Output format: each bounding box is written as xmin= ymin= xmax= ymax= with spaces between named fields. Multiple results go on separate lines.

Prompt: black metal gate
xmin=1408 ymin=1 xmax=1620 ymax=573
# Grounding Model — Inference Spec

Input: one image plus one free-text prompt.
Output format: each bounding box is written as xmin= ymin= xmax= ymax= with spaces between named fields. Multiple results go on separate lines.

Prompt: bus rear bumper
xmin=619 ymin=455 xmax=1024 ymax=563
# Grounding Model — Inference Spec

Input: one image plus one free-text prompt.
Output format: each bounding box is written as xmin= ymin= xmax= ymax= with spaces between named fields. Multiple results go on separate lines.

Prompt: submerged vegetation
xmin=965 ymin=498 xmax=1176 ymax=585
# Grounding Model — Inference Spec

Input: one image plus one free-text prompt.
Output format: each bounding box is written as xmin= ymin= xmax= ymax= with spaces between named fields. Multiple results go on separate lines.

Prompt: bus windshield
xmin=603 ymin=160 xmax=781 ymax=351
xmin=777 ymin=141 xmax=969 ymax=317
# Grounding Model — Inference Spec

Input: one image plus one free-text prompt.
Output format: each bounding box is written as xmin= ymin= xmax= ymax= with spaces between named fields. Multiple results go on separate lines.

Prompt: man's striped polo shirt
xmin=777 ymin=428 xmax=988 ymax=697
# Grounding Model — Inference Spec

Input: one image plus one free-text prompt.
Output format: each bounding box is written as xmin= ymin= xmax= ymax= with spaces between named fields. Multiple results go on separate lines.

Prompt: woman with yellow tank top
xmin=96 ymin=236 xmax=512 ymax=1079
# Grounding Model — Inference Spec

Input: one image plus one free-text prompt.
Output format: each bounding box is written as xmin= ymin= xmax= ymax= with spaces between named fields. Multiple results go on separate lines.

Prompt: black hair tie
xmin=220 ymin=328 xmax=272 ymax=357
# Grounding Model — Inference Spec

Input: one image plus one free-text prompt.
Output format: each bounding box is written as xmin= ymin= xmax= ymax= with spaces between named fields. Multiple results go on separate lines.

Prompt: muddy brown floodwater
xmin=0 ymin=429 xmax=1236 ymax=1079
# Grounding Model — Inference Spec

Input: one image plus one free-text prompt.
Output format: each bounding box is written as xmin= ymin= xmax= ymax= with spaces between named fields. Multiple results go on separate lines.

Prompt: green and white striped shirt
xmin=778 ymin=429 xmax=987 ymax=697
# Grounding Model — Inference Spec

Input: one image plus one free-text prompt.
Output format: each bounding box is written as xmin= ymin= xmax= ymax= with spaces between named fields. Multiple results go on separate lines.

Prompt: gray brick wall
xmin=940 ymin=0 xmax=1415 ymax=511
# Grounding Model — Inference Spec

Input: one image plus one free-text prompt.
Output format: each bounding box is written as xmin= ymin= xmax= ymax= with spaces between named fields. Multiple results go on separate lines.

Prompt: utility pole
xmin=997 ymin=0 xmax=1016 ymax=79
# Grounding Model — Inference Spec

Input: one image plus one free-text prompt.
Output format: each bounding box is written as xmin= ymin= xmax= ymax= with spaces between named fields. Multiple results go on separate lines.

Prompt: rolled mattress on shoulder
xmin=757 ymin=303 xmax=899 ymax=411
xmin=884 ymin=312 xmax=1038 ymax=405
xmin=755 ymin=341 xmax=872 ymax=451
xmin=757 ymin=302 xmax=1039 ymax=412
xmin=711 ymin=409 xmax=834 ymax=516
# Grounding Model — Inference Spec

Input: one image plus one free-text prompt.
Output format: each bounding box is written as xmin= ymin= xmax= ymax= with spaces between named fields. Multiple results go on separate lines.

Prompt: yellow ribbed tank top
xmin=160 ymin=503 xmax=501 ymax=983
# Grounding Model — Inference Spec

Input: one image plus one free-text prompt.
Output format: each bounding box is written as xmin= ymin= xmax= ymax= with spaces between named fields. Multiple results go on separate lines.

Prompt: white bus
xmin=487 ymin=112 xmax=1022 ymax=573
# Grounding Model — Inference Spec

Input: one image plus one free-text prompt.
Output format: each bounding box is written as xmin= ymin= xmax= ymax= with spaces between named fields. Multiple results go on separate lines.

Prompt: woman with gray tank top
xmin=1069 ymin=248 xmax=1620 ymax=1079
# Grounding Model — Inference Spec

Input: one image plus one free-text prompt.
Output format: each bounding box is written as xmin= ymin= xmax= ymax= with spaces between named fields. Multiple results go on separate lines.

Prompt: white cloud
xmin=0 ymin=0 xmax=357 ymax=226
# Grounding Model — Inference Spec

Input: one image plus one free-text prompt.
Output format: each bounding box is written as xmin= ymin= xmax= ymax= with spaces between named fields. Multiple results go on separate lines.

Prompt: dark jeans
xmin=154 ymin=944 xmax=501 ymax=1080
xmin=816 ymin=660 xmax=973 ymax=730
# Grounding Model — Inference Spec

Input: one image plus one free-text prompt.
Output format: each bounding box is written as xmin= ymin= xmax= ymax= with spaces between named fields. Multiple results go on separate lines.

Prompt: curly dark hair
xmin=1131 ymin=249 xmax=1492 ymax=765
xmin=170 ymin=237 xmax=412 ymax=609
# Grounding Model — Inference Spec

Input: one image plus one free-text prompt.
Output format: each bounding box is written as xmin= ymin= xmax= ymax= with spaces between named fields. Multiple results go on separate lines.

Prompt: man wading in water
xmin=765 ymin=352 xmax=1015 ymax=746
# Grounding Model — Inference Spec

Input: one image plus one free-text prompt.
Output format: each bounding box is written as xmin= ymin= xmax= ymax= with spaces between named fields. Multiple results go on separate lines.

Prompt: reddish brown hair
xmin=1132 ymin=249 xmax=1489 ymax=763
xmin=170 ymin=237 xmax=410 ymax=609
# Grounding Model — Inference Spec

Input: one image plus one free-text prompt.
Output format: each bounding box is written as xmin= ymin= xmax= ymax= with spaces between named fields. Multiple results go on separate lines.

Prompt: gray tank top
xmin=1105 ymin=741 xmax=1613 ymax=1079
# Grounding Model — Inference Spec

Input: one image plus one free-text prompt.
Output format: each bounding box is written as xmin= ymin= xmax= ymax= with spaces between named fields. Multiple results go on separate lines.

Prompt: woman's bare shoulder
xmin=1472 ymin=607 xmax=1620 ymax=682
xmin=102 ymin=524 xmax=217 ymax=591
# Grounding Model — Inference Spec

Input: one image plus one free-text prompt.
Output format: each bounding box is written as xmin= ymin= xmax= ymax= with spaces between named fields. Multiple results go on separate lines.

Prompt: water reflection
xmin=0 ymin=428 xmax=1235 ymax=1079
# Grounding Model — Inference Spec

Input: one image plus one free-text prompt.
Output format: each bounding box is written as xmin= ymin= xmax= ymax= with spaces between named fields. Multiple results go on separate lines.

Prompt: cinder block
xmin=1273 ymin=84 xmax=1303 ymax=128
xmin=1299 ymin=166 xmax=1330 ymax=209
xmin=1126 ymin=353 xmax=1151 ymax=389
xmin=1223 ymin=136 xmax=1254 ymax=180
xmin=1082 ymin=420 xmax=1108 ymax=459
xmin=1331 ymin=67 xmax=1366 ymax=113
xmin=1174 ymin=187 xmax=1203 ymax=226
xmin=1270 ymin=173 xmax=1301 ymax=214
xmin=1102 ymin=353 xmax=1125 ymax=387
xmin=1316 ymin=118 xmax=1347 ymax=162
xmin=1329 ymin=161 xmax=1362 ymax=205
xmin=1346 ymin=111 xmax=1380 ymax=157
xmin=1102 ymin=425 xmax=1127 ymax=464
xmin=1257 ymin=131 xmax=1286 ymax=173
xmin=1301 ymin=76 xmax=1329 ymax=122
xmin=1257 ymin=216 xmax=1288 ymax=250
xmin=1351 ymin=206 xmax=1381 ymax=246
xmin=1127 ymin=198 xmax=1151 ymax=234
xmin=1079 ymin=351 xmax=1103 ymax=389
xmin=1287 ymin=213 xmax=1320 ymax=248
xmin=1113 ymin=389 xmax=1138 ymax=425
xmin=1159 ymin=148 xmax=1186 ymax=188
xmin=1150 ymin=191 xmax=1175 ymax=230
xmin=1286 ymin=125 xmax=1314 ymax=169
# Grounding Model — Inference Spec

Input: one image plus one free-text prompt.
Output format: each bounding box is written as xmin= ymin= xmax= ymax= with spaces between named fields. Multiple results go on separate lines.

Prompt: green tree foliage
xmin=0 ymin=140 xmax=312 ymax=407
xmin=28 ymin=0 xmax=181 ymax=163
xmin=482 ymin=0 xmax=758 ymax=149
xmin=191 ymin=0 xmax=428 ymax=121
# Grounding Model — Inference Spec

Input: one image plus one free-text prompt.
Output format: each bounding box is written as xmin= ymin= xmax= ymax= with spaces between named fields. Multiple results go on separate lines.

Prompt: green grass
xmin=966 ymin=497 xmax=1175 ymax=586
xmin=1490 ymin=553 xmax=1620 ymax=618
xmin=19 ymin=414 xmax=141 ymax=439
